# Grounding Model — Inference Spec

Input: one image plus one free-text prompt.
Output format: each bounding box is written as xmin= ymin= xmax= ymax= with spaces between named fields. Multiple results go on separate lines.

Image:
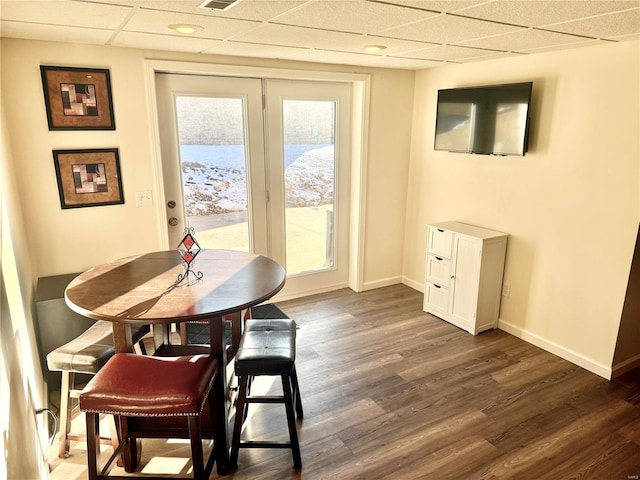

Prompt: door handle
xmin=168 ymin=217 xmax=179 ymax=227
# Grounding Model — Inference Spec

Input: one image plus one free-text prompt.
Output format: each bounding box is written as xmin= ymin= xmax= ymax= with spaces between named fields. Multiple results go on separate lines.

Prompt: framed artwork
xmin=53 ymin=148 xmax=124 ymax=209
xmin=40 ymin=66 xmax=115 ymax=130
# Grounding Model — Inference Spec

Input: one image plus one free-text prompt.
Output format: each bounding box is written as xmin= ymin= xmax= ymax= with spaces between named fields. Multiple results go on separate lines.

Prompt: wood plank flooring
xmin=49 ymin=284 xmax=640 ymax=480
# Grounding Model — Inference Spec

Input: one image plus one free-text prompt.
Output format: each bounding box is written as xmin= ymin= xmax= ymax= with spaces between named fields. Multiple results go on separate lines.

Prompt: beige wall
xmin=403 ymin=40 xmax=640 ymax=377
xmin=0 ymin=38 xmax=414 ymax=283
xmin=1 ymin=84 xmax=47 ymax=479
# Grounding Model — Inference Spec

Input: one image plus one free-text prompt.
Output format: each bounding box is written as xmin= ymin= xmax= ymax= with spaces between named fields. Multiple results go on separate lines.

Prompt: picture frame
xmin=40 ymin=65 xmax=115 ymax=130
xmin=52 ymin=148 xmax=124 ymax=209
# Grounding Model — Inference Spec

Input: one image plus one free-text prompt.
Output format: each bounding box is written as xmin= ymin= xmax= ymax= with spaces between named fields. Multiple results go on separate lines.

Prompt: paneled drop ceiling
xmin=1 ymin=0 xmax=639 ymax=70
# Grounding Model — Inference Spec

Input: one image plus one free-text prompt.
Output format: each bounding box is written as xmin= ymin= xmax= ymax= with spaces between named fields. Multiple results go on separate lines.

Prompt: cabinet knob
xmin=451 ymin=275 xmax=455 ymax=279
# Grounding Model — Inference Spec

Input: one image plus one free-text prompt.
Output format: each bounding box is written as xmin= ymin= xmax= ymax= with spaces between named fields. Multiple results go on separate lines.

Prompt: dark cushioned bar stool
xmin=79 ymin=352 xmax=219 ymax=480
xmin=230 ymin=318 xmax=303 ymax=470
xmin=46 ymin=321 xmax=149 ymax=459
xmin=242 ymin=319 xmax=303 ymax=420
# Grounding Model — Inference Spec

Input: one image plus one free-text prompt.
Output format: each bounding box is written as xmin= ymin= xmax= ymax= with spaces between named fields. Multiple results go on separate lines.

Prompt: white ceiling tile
xmin=454 ymin=1 xmax=639 ymax=27
xmin=454 ymin=50 xmax=524 ymax=63
xmin=272 ymin=0 xmax=438 ymax=34
xmin=609 ymin=33 xmax=640 ymax=41
xmin=517 ymin=38 xmax=612 ymax=54
xmin=2 ymin=0 xmax=638 ymax=69
xmin=229 ymin=22 xmax=365 ymax=50
xmin=357 ymin=35 xmax=439 ymax=54
xmin=287 ymin=47 xmax=442 ymax=69
xmin=111 ymin=30 xmax=219 ymax=52
xmin=123 ymin=8 xmax=260 ymax=39
xmin=132 ymin=0 xmax=309 ymax=22
xmin=0 ymin=20 xmax=114 ymax=44
xmin=379 ymin=1 xmax=490 ymax=14
xmin=544 ymin=9 xmax=640 ymax=39
xmin=377 ymin=12 xmax=523 ymax=43
xmin=358 ymin=55 xmax=443 ymax=69
xmin=401 ymin=44 xmax=502 ymax=61
xmin=201 ymin=40 xmax=309 ymax=58
xmin=0 ymin=0 xmax=132 ymax=29
xmin=457 ymin=27 xmax=594 ymax=51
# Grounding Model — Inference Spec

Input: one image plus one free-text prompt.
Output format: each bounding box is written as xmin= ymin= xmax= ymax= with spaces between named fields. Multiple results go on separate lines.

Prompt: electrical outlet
xmin=135 ymin=190 xmax=153 ymax=206
xmin=502 ymin=283 xmax=511 ymax=297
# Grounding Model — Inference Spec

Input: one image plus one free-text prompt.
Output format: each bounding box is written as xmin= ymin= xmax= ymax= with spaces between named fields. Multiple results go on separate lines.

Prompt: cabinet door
xmin=450 ymin=236 xmax=481 ymax=325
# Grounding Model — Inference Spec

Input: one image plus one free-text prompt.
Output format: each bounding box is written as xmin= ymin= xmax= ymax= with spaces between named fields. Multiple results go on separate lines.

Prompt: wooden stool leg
xmin=282 ymin=376 xmax=302 ymax=469
xmin=86 ymin=412 xmax=101 ymax=480
xmin=230 ymin=376 xmax=249 ymax=468
xmin=120 ymin=417 xmax=140 ymax=473
xmin=242 ymin=376 xmax=253 ymax=424
xmin=180 ymin=323 xmax=188 ymax=345
xmin=207 ymin=391 xmax=224 ymax=475
xmin=187 ymin=416 xmax=205 ymax=479
xmin=58 ymin=371 xmax=74 ymax=458
xmin=291 ymin=366 xmax=303 ymax=420
xmin=107 ymin=415 xmax=120 ymax=454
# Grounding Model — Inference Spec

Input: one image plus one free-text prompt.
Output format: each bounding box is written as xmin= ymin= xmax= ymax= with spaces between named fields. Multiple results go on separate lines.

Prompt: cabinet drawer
xmin=426 ymin=254 xmax=451 ymax=287
xmin=424 ymin=282 xmax=450 ymax=316
xmin=428 ymin=226 xmax=454 ymax=258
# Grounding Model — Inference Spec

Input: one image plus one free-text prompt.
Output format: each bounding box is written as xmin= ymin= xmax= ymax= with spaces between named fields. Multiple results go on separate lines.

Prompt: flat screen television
xmin=434 ymin=81 xmax=533 ymax=156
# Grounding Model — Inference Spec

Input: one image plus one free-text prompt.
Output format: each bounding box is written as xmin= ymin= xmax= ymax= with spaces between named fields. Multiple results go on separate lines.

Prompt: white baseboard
xmin=612 ymin=354 xmax=640 ymax=378
xmin=362 ymin=276 xmax=403 ymax=291
xmin=498 ymin=319 xmax=612 ymax=379
xmin=402 ymin=276 xmax=424 ymax=292
xmin=273 ymin=282 xmax=349 ymax=302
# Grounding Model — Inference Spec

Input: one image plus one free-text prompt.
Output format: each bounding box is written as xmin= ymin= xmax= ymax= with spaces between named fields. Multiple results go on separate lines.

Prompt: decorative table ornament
xmin=176 ymin=226 xmax=203 ymax=284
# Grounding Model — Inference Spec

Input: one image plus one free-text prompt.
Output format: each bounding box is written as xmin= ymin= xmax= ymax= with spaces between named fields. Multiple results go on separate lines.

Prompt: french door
xmin=155 ymin=73 xmax=352 ymax=298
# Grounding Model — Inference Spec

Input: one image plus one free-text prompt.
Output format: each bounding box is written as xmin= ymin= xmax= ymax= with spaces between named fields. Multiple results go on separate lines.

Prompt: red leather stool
xmin=79 ymin=353 xmax=218 ymax=480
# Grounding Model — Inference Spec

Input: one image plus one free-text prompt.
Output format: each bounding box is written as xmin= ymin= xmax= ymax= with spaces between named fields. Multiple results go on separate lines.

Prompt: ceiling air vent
xmin=198 ymin=0 xmax=241 ymax=10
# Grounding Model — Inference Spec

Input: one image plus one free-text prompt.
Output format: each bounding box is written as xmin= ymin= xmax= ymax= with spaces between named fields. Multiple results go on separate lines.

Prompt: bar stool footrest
xmin=238 ymin=440 xmax=292 ymax=449
xmin=245 ymin=395 xmax=285 ymax=403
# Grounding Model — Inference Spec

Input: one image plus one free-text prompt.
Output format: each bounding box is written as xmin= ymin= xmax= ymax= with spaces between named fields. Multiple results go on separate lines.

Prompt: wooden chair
xmin=79 ymin=353 xmax=219 ymax=480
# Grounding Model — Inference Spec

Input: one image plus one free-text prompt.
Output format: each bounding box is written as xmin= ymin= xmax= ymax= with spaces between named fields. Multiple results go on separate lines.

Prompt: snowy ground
xmin=182 ymin=145 xmax=334 ymax=217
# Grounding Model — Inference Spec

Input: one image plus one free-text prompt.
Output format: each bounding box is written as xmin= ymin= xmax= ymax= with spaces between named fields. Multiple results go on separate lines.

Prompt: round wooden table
xmin=65 ymin=249 xmax=286 ymax=474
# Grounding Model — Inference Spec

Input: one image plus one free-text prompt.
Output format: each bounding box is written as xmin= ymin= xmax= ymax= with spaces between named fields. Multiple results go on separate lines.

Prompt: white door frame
xmin=143 ymin=59 xmax=370 ymax=299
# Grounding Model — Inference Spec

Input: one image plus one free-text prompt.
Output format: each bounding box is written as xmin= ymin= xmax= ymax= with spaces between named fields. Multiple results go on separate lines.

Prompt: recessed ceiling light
xmin=168 ymin=24 xmax=203 ymax=34
xmin=364 ymin=45 xmax=387 ymax=53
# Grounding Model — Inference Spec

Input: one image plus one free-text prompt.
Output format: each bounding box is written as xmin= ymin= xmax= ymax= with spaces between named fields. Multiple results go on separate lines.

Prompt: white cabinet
xmin=423 ymin=221 xmax=507 ymax=335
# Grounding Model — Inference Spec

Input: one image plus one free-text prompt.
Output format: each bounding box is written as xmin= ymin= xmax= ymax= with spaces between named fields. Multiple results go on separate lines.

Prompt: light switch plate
xmin=135 ymin=190 xmax=153 ymax=206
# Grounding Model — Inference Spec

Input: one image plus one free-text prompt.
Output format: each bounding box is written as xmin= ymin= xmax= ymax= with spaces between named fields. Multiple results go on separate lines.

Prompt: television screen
xmin=434 ymin=82 xmax=533 ymax=156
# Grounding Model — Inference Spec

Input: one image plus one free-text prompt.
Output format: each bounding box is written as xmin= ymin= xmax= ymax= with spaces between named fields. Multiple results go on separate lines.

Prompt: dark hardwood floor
xmin=49 ymin=284 xmax=640 ymax=480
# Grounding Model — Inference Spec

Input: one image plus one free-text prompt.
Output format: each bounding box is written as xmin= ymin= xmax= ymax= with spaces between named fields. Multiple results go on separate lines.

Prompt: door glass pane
xmin=175 ymin=96 xmax=249 ymax=251
xmin=282 ymin=100 xmax=336 ymax=274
